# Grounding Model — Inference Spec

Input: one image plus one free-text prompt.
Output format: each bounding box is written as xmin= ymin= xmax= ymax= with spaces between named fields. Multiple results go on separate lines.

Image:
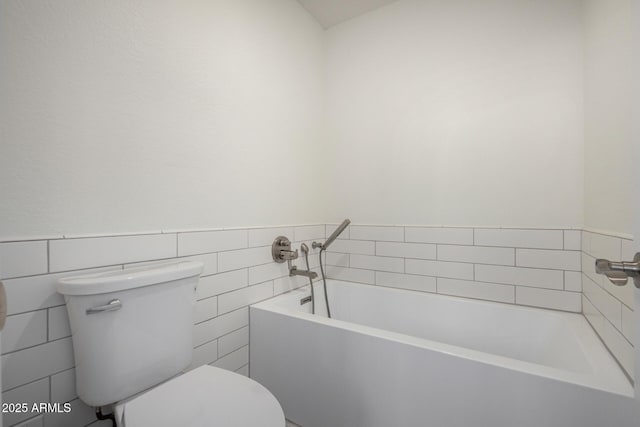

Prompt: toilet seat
xmin=119 ymin=365 xmax=285 ymax=427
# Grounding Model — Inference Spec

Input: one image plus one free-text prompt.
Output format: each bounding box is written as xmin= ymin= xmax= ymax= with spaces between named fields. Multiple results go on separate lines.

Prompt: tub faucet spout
xmin=289 ymin=266 xmax=318 ymax=279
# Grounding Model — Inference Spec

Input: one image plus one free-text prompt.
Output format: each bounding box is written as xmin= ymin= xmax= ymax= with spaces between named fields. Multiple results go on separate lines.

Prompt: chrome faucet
xmin=272 ymin=236 xmax=298 ymax=263
xmin=290 ymin=267 xmax=318 ymax=279
xmin=289 ymin=243 xmax=318 ymax=279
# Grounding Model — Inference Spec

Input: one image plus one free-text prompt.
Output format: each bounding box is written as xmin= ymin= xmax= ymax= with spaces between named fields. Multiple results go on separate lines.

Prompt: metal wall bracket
xmin=595 ymin=252 xmax=640 ymax=289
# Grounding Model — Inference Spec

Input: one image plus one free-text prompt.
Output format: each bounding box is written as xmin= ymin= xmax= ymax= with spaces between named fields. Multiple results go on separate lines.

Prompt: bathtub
xmin=250 ymin=280 xmax=634 ymax=427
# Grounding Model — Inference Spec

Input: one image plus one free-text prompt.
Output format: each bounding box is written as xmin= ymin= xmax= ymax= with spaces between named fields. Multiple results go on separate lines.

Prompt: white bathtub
xmin=250 ymin=280 xmax=634 ymax=427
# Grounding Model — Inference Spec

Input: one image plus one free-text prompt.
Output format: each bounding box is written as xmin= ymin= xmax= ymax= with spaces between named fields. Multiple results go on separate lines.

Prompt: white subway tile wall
xmin=375 ymin=271 xmax=436 ymax=293
xmin=475 ymin=228 xmax=564 ymax=249
xmin=437 ymin=277 xmax=515 ymax=303
xmin=581 ymin=230 xmax=634 ymax=379
xmin=0 ymin=225 xmax=325 ymax=427
xmin=1 ymin=310 xmax=48 ymax=354
xmin=49 ymin=234 xmax=177 ymax=272
xmin=405 ymin=226 xmax=473 ymax=245
xmin=349 ymin=225 xmax=404 ymax=242
xmin=2 ymin=379 xmax=49 ymax=426
xmin=516 ymin=249 xmax=581 ymax=271
xmin=515 ymin=287 xmax=581 ymax=312
xmin=376 ymin=241 xmax=436 ymax=260
xmin=0 ymin=241 xmax=48 ymax=279
xmin=327 ymin=226 xmax=582 ymax=312
xmin=1 ymin=224 xmax=635 ymax=427
xmin=405 ymin=259 xmax=474 ymax=280
xmin=564 ymin=230 xmax=582 ymax=251
xmin=328 ymin=225 xmax=637 ymax=378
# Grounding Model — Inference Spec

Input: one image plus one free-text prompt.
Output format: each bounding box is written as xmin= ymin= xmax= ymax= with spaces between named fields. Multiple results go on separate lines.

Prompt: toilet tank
xmin=57 ymin=261 xmax=203 ymax=407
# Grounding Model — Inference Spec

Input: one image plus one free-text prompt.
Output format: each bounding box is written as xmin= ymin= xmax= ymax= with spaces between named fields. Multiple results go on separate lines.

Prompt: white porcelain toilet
xmin=57 ymin=261 xmax=284 ymax=427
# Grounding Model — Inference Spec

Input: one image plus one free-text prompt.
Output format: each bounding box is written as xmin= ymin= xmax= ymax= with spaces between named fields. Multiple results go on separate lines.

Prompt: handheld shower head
xmin=314 ymin=220 xmax=350 ymax=319
xmin=300 ymin=243 xmax=309 ymax=255
xmin=322 ymin=219 xmax=351 ymax=250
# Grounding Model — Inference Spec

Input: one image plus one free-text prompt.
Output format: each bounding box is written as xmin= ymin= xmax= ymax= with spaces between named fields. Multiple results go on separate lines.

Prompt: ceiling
xmin=297 ymin=0 xmax=399 ymax=29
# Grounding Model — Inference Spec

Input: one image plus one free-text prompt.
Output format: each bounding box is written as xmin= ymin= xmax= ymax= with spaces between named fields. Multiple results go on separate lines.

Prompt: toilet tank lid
xmin=57 ymin=261 xmax=204 ymax=296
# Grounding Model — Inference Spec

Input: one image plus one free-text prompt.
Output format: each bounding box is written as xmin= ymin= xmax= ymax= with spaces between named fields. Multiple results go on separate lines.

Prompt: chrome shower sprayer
xmin=312 ymin=219 xmax=351 ymax=250
xmin=312 ymin=218 xmax=351 ymax=319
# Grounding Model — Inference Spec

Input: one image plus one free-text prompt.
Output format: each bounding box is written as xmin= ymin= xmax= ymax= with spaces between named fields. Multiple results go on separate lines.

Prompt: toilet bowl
xmin=115 ymin=366 xmax=284 ymax=427
xmin=57 ymin=261 xmax=285 ymax=427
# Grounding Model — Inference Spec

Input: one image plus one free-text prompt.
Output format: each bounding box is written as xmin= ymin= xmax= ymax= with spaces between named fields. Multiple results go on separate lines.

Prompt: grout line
xmin=619 ymin=238 xmax=623 ymax=260
xmin=583 ymin=292 xmax=633 ymax=346
xmin=195 ymin=324 xmax=247 ymax=351
xmin=582 ymin=227 xmax=634 ymax=240
xmin=2 ymin=227 xmax=628 ymax=244
xmin=48 ymin=375 xmax=52 ymax=411
xmin=3 ymin=364 xmax=74 ymax=395
xmin=46 ymin=306 xmax=50 ymax=342
xmin=1 ymin=335 xmax=72 ymax=357
xmin=235 ymin=363 xmax=249 ymax=375
xmin=46 ymin=240 xmax=51 ymax=273
xmin=582 ymin=270 xmax=634 ymax=311
xmin=2 ymin=376 xmax=50 ymax=395
xmin=583 ymin=308 xmax=633 ymax=383
xmin=53 ymin=231 xmax=164 ymax=241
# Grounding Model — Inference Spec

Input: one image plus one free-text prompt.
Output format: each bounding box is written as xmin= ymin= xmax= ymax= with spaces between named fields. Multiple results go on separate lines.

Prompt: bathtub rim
xmin=251 ymin=280 xmax=633 ymax=398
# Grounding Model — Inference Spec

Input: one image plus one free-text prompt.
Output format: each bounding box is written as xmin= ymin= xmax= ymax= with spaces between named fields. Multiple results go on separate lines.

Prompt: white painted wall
xmin=0 ymin=0 xmax=325 ymax=239
xmin=324 ymin=0 xmax=584 ymax=228
xmin=297 ymin=0 xmax=400 ymax=28
xmin=583 ymin=0 xmax=634 ymax=236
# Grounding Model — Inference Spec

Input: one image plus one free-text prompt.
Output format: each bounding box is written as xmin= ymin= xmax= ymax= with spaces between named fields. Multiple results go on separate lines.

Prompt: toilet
xmin=57 ymin=261 xmax=284 ymax=427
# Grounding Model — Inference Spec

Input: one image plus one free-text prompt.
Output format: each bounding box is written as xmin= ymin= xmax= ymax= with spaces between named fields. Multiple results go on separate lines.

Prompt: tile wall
xmin=325 ymin=225 xmax=583 ymax=312
xmin=1 ymin=223 xmax=635 ymax=427
xmin=0 ymin=225 xmax=324 ymax=427
xmin=581 ymin=230 xmax=635 ymax=379
xmin=324 ymin=224 xmax=635 ymax=380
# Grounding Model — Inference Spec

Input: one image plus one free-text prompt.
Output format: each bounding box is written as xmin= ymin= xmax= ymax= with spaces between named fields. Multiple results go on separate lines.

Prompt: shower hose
xmin=302 ymin=247 xmax=331 ymax=318
xmin=319 ymin=248 xmax=331 ymax=318
xmin=302 ymin=248 xmax=315 ymax=314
